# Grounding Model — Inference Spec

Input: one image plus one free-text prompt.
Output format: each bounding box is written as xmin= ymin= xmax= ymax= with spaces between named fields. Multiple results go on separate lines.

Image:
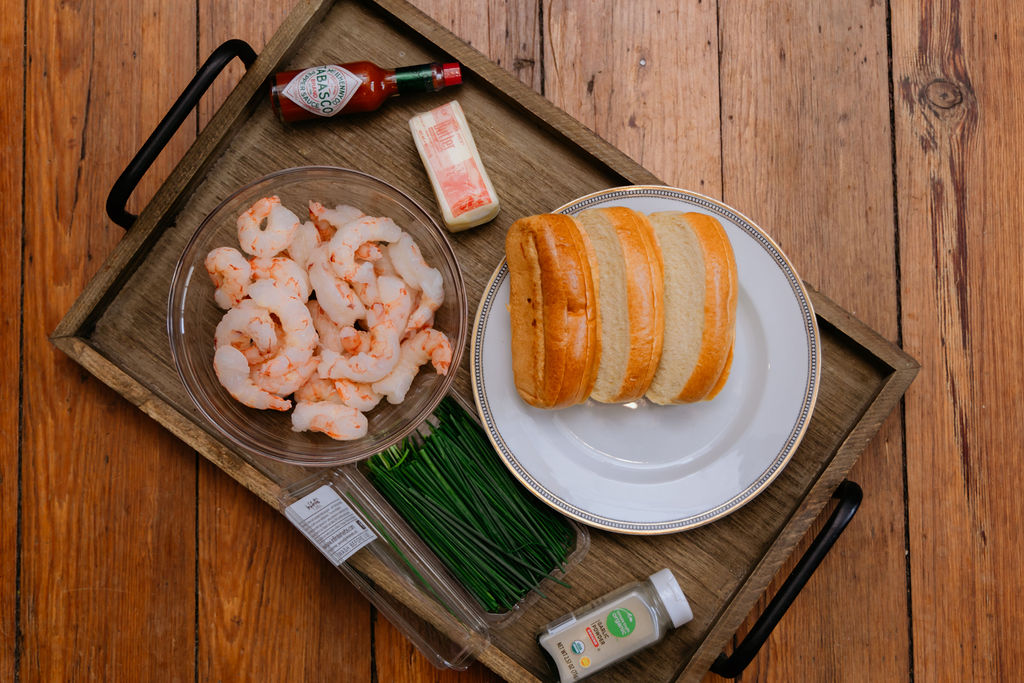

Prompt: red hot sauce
xmin=270 ymin=61 xmax=463 ymax=123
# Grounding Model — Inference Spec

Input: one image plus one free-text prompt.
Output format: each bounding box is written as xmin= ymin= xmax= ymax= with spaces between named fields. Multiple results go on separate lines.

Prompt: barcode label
xmin=284 ymin=485 xmax=376 ymax=565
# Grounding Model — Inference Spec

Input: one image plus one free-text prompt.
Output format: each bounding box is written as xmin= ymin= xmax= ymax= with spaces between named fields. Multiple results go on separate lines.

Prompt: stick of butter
xmin=409 ymin=100 xmax=500 ymax=231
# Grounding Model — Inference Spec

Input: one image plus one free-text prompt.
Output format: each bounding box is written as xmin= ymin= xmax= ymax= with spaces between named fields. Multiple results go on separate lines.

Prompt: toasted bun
xmin=505 ymin=214 xmax=600 ymax=409
xmin=705 ymin=341 xmax=734 ymax=400
xmin=577 ymin=207 xmax=664 ymax=402
xmin=646 ymin=212 xmax=737 ymax=404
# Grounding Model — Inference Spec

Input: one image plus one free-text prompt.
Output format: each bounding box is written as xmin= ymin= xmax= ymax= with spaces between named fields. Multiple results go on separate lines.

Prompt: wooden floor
xmin=3 ymin=0 xmax=1021 ymax=680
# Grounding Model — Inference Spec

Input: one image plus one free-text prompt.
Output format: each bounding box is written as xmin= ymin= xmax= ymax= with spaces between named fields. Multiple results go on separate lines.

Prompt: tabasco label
xmin=281 ymin=65 xmax=362 ymax=117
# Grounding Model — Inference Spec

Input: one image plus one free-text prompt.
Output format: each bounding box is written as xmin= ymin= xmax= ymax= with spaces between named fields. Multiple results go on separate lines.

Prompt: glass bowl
xmin=168 ymin=167 xmax=467 ymax=467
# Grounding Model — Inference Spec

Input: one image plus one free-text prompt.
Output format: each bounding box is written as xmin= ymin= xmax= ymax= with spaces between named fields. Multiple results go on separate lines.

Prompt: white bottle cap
xmin=649 ymin=569 xmax=693 ymax=628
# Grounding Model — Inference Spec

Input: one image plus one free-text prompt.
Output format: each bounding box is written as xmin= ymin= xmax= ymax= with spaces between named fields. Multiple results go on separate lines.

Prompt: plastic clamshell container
xmin=278 ymin=464 xmax=590 ymax=669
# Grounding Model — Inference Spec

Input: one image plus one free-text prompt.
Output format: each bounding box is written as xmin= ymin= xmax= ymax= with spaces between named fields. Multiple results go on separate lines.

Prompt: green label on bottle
xmin=606 ymin=608 xmax=636 ymax=638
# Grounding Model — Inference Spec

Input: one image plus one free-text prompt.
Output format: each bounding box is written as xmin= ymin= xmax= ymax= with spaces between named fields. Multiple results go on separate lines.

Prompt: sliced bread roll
xmin=646 ymin=212 xmax=737 ymax=404
xmin=577 ymin=206 xmax=665 ymax=402
xmin=505 ymin=214 xmax=601 ymax=409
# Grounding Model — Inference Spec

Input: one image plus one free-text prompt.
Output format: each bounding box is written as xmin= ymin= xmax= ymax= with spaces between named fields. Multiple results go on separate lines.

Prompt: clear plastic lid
xmin=279 ymin=467 xmax=590 ymax=669
xmin=279 ymin=469 xmax=490 ymax=669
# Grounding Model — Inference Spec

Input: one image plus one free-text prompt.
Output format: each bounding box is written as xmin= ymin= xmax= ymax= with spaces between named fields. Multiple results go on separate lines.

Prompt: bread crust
xmin=705 ymin=341 xmax=734 ymax=400
xmin=505 ymin=214 xmax=599 ymax=409
xmin=578 ymin=207 xmax=664 ymax=402
xmin=673 ymin=212 xmax=738 ymax=402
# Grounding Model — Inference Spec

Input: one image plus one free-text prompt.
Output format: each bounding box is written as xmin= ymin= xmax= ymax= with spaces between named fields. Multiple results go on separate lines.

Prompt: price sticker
xmin=284 ymin=485 xmax=376 ymax=565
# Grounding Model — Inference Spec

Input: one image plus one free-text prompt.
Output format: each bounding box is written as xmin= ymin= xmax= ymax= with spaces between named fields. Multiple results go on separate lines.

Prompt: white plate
xmin=471 ymin=186 xmax=820 ymax=534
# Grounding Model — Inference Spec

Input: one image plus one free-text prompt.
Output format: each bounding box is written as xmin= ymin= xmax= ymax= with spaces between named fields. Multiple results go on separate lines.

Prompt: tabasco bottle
xmin=270 ymin=61 xmax=463 ymax=123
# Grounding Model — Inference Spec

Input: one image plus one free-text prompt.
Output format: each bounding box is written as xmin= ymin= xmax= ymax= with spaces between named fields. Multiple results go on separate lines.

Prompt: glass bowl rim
xmin=167 ymin=165 xmax=468 ymax=467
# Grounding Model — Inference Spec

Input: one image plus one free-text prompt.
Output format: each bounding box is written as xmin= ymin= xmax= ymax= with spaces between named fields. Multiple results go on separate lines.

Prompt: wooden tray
xmin=52 ymin=0 xmax=919 ymax=680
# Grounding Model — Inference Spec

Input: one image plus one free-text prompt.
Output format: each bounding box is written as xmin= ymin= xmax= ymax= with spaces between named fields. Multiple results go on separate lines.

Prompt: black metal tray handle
xmin=710 ymin=480 xmax=863 ymax=679
xmin=106 ymin=39 xmax=258 ymax=230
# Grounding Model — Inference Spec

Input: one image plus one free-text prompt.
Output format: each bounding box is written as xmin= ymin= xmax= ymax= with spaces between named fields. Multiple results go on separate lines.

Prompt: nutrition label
xmin=284 ymin=485 xmax=377 ymax=565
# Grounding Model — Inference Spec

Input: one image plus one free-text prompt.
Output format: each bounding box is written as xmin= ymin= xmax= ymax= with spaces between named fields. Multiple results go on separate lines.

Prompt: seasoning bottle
xmin=537 ymin=569 xmax=693 ymax=682
xmin=270 ymin=61 xmax=463 ymax=123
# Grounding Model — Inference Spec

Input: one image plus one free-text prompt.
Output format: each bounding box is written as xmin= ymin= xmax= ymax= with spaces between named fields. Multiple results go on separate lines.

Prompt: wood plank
xmin=894 ymin=0 xmax=1024 ymax=678
xmin=0 ymin=0 xmax=23 ymax=676
xmin=194 ymin=1 xmax=372 ymax=680
xmin=20 ymin=0 xmax=198 ymax=678
xmin=717 ymin=1 xmax=908 ymax=680
xmin=374 ymin=616 xmax=495 ymax=682
xmin=196 ymin=460 xmax=373 ymax=680
xmin=542 ymin=0 xmax=721 ymax=194
xmin=408 ymin=0 xmax=542 ymax=93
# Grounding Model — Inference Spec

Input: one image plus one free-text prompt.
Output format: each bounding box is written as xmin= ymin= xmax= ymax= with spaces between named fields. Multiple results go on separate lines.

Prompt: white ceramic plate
xmin=471 ymin=186 xmax=820 ymax=534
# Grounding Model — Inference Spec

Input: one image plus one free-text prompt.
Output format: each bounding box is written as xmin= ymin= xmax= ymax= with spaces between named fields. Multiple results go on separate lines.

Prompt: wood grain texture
xmin=716 ymin=1 xmax=908 ymax=680
xmin=0 ymin=0 xmax=23 ymax=677
xmin=543 ymin=0 xmax=721 ymax=194
xmin=375 ymin=615 xmax=496 ymax=682
xmin=894 ymin=0 xmax=1024 ymax=678
xmin=409 ymin=0 xmax=542 ymax=93
xmin=196 ymin=460 xmax=372 ymax=681
xmin=20 ymin=0 xmax=198 ymax=679
xmin=197 ymin=0 xmax=298 ymax=125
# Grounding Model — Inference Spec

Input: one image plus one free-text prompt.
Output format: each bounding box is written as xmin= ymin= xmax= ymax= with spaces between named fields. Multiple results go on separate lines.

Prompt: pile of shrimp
xmin=205 ymin=195 xmax=452 ymax=441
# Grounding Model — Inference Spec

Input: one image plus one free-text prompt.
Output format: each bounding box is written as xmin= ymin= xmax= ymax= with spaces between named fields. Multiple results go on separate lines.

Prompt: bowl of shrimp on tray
xmin=169 ymin=166 xmax=468 ymax=467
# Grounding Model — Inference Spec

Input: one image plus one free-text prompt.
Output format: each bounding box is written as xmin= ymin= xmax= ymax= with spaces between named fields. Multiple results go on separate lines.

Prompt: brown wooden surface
xmin=5 ymin=2 xmax=1020 ymax=683
xmin=0 ymin=0 xmax=23 ymax=680
xmin=716 ymin=2 xmax=910 ymax=679
xmin=894 ymin=1 xmax=1024 ymax=679
xmin=19 ymin=0 xmax=198 ymax=680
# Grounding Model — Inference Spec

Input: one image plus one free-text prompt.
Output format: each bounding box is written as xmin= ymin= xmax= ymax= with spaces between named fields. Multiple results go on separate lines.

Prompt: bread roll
xmin=577 ymin=207 xmax=664 ymax=402
xmin=705 ymin=342 xmax=734 ymax=400
xmin=505 ymin=214 xmax=600 ymax=409
xmin=645 ymin=212 xmax=737 ymax=404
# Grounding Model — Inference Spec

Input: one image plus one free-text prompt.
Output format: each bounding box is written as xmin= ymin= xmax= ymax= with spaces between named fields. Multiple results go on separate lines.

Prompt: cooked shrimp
xmin=373 ymin=247 xmax=398 ymax=278
xmin=295 ymin=374 xmax=343 ymax=403
xmin=252 ymin=349 xmax=318 ymax=397
xmin=214 ymin=299 xmax=279 ymax=364
xmin=339 ymin=326 xmax=371 ymax=354
xmin=213 ymin=345 xmax=291 ymax=411
xmin=238 ymin=196 xmax=301 ymax=258
xmin=247 ymin=280 xmax=318 ymax=356
xmin=308 ymin=201 xmax=364 ymax=241
xmin=354 ymin=242 xmax=383 ymax=261
xmin=327 ymin=215 xmax=403 ymax=277
xmin=376 ymin=275 xmax=414 ymax=331
xmin=205 ymin=246 xmax=252 ymax=309
xmin=372 ymin=328 xmax=452 ymax=404
xmin=319 ymin=303 xmax=401 ymax=383
xmin=334 ymin=378 xmax=383 ymax=412
xmin=291 ymin=401 xmax=368 ymax=440
xmin=307 ymin=245 xmax=365 ymax=327
xmin=287 ymin=220 xmax=321 ymax=270
xmin=306 ymin=300 xmax=346 ymax=353
xmin=388 ymin=233 xmax=444 ymax=331
xmin=250 ymin=256 xmax=311 ymax=301
xmin=346 ymin=260 xmax=379 ymax=306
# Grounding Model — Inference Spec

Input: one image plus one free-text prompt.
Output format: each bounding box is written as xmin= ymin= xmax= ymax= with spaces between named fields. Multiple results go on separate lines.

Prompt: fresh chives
xmin=366 ymin=397 xmax=574 ymax=613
